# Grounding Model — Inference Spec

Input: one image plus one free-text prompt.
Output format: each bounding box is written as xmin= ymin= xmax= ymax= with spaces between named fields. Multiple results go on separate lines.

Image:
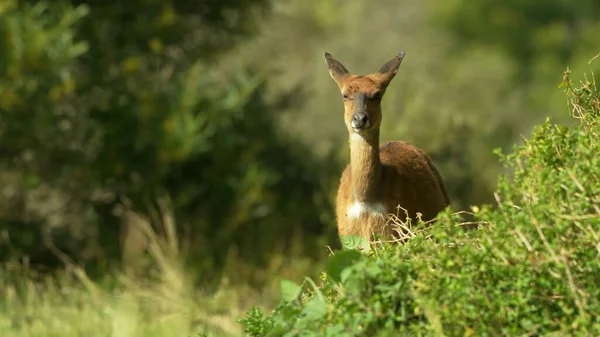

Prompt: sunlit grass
xmin=0 ymin=265 xmax=270 ymax=337
xmin=0 ymin=201 xmax=318 ymax=337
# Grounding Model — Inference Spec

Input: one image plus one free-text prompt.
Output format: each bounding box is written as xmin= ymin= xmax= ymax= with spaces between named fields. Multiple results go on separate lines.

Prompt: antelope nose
xmin=351 ymin=113 xmax=370 ymax=129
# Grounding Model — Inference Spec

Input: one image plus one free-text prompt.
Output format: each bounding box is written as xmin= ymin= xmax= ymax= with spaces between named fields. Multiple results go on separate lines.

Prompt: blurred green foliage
xmin=432 ymin=0 xmax=600 ymax=69
xmin=0 ymin=0 xmax=337 ymax=282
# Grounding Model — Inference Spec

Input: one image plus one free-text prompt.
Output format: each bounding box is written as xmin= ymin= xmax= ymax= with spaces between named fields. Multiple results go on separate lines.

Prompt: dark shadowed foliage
xmin=0 ymin=0 xmax=339 ymax=283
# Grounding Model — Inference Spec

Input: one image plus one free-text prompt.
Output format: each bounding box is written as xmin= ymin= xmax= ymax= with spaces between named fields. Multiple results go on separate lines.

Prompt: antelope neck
xmin=349 ymin=130 xmax=383 ymax=202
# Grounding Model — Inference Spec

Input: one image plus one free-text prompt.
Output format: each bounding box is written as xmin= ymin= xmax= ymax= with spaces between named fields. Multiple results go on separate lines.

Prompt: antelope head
xmin=324 ymin=52 xmax=406 ymax=137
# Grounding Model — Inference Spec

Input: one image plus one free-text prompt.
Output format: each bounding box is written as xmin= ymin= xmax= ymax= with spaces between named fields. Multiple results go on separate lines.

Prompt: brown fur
xmin=325 ymin=52 xmax=450 ymax=241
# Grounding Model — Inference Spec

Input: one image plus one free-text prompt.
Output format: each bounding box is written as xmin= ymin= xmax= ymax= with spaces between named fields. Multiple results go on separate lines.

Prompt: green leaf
xmin=340 ymin=267 xmax=355 ymax=285
xmin=340 ymin=235 xmax=370 ymax=252
xmin=301 ymin=296 xmax=328 ymax=320
xmin=326 ymin=249 xmax=363 ymax=284
xmin=280 ymin=279 xmax=302 ymax=302
xmin=265 ymin=325 xmax=287 ymax=337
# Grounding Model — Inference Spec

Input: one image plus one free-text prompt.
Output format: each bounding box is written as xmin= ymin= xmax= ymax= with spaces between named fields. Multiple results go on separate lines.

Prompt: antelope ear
xmin=324 ymin=52 xmax=350 ymax=87
xmin=377 ymin=51 xmax=406 ymax=87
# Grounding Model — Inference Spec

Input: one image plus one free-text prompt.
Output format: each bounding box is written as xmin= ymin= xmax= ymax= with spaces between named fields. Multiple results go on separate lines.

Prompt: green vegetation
xmin=0 ymin=0 xmax=336 ymax=283
xmin=1 ymin=0 xmax=600 ymax=336
xmin=0 ymin=253 xmax=253 ymax=337
xmin=239 ymin=64 xmax=600 ymax=335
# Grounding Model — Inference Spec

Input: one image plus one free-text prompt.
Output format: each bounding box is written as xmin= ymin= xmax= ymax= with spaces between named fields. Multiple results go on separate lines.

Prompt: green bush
xmin=238 ymin=62 xmax=600 ymax=335
xmin=0 ymin=0 xmax=339 ymax=281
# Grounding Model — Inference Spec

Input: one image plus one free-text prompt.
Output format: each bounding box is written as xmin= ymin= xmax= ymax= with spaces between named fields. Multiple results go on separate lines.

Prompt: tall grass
xmin=0 ymin=199 xmax=304 ymax=337
xmin=0 ymin=268 xmax=261 ymax=336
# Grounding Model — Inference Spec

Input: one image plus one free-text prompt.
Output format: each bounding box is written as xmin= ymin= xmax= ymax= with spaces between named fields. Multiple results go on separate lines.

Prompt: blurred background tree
xmin=1 ymin=0 xmax=599 ymax=287
xmin=0 ymin=0 xmax=338 ymax=285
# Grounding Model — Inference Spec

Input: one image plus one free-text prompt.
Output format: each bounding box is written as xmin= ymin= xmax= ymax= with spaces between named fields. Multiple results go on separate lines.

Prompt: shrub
xmin=238 ymin=61 xmax=600 ymax=336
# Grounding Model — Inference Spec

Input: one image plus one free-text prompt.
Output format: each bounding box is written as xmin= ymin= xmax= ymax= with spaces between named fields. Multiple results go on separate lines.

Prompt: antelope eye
xmin=343 ymin=94 xmax=349 ymax=100
xmin=371 ymin=93 xmax=382 ymax=100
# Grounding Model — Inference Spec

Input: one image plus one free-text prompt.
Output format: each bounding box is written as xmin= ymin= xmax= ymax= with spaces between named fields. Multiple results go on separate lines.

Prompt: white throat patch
xmin=347 ymin=201 xmax=387 ymax=219
xmin=351 ymin=132 xmax=367 ymax=143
